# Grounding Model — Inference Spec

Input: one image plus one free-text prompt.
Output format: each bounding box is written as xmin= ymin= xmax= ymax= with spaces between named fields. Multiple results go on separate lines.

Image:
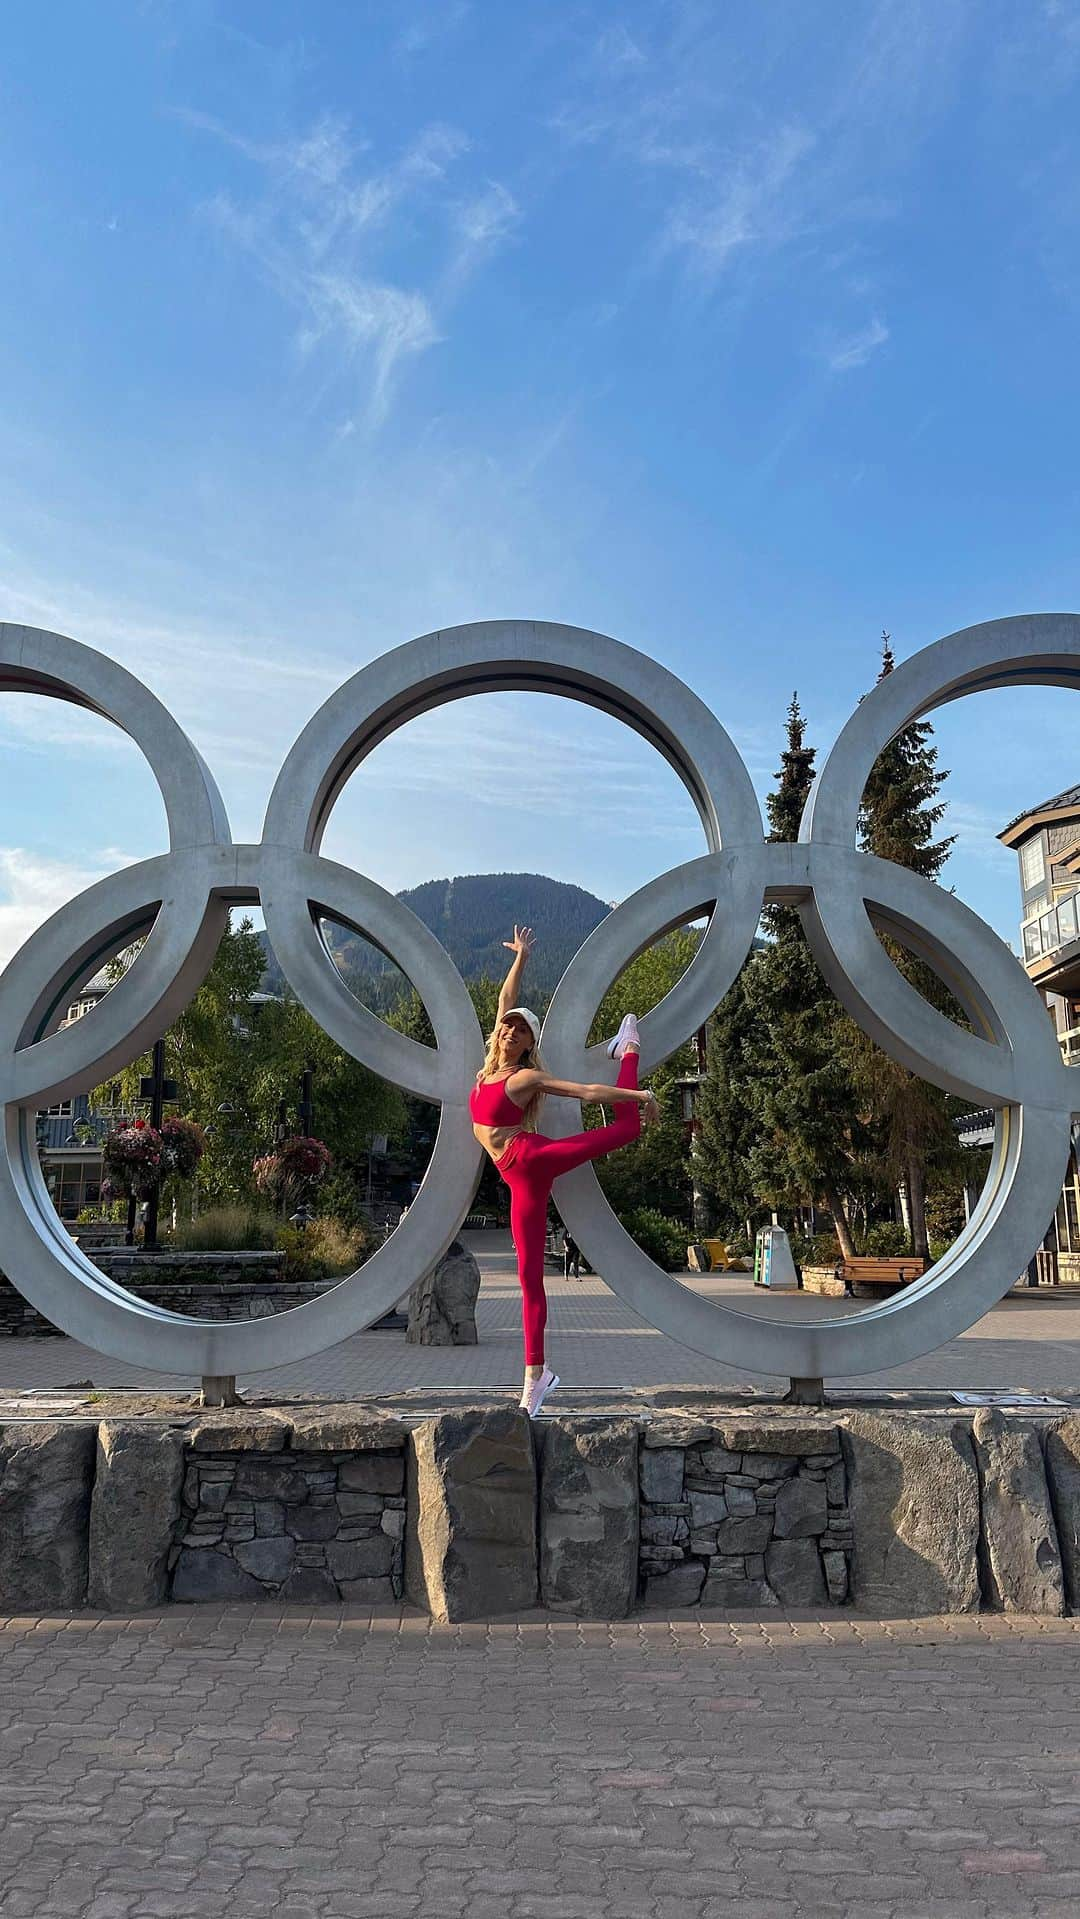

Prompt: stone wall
xmin=170 ymin=1408 xmax=406 ymax=1606
xmin=0 ymin=1257 xmax=342 ymax=1336
xmin=639 ymin=1417 xmax=849 ymax=1609
xmin=4 ymin=1403 xmax=1080 ymax=1620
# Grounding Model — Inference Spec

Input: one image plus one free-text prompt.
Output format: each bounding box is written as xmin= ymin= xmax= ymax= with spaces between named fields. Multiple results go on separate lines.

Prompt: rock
xmin=1045 ymin=1416 xmax=1080 ymax=1609
xmin=698 ymin=1446 xmax=743 ymax=1476
xmin=972 ymin=1410 xmax=1064 ymax=1615
xmin=381 ymin=1508 xmax=405 ymax=1539
xmin=200 ymin=1480 xmax=230 ymax=1513
xmin=642 ymin=1419 xmax=717 ymax=1449
xmin=406 ymin=1238 xmax=481 ymax=1345
xmin=287 ymin=1408 xmax=408 ymax=1451
xmin=701 ymin=1570 xmax=778 ymax=1607
xmin=234 ymin=1536 xmax=297 ymax=1584
xmin=88 ymin=1424 xmax=184 ymax=1608
xmin=714 ymin=1515 xmax=773 ymax=1554
xmin=641 ymin=1561 xmax=706 ymax=1608
xmin=741 ymin=1453 xmax=799 ymax=1480
xmin=232 ymin=1459 xmax=309 ymax=1502
xmin=725 ymin=1485 xmax=757 ymax=1516
xmin=641 ymin=1513 xmax=682 ymax=1545
xmin=171 ymin=1548 xmax=265 ymax=1601
xmin=337 ymin=1491 xmax=385 ymax=1515
xmin=718 ymin=1423 xmax=840 ymax=1456
xmin=773 ymin=1474 xmax=829 ymax=1540
xmin=822 ymin=1550 xmax=849 ymax=1604
xmin=640 ymin=1448 xmax=684 ymax=1503
xmin=285 ymin=1501 xmax=340 ymax=1542
xmin=841 ymin=1414 xmax=980 ymax=1613
xmin=338 ymin=1453 xmax=405 ymax=1495
xmin=688 ymin=1491 xmax=729 ymax=1527
xmin=405 ymin=1409 xmax=537 ymax=1621
xmin=337 ymin=1575 xmax=398 ymax=1604
xmin=766 ymin=1537 xmax=827 ymax=1605
xmin=254 ymin=1501 xmax=285 ymax=1535
xmin=279 ymin=1567 xmax=340 ymax=1604
xmin=0 ymin=1421 xmax=96 ymax=1608
xmin=188 ymin=1413 xmax=290 ymax=1452
xmin=328 ymin=1534 xmax=396 ymax=1580
xmin=539 ymin=1419 xmax=638 ymax=1617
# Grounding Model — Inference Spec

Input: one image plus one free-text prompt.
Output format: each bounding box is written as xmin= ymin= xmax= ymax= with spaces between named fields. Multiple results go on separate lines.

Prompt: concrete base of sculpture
xmin=5 ymin=1393 xmax=1080 ymax=1619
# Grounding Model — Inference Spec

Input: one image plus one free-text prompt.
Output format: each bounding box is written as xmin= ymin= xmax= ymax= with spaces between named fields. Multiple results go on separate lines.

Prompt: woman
xmin=469 ymin=925 xmax=660 ymax=1418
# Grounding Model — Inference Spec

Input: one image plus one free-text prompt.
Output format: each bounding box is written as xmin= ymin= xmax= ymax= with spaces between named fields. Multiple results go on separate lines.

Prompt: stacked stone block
xmin=639 ymin=1419 xmax=851 ymax=1609
xmin=169 ymin=1409 xmax=407 ymax=1605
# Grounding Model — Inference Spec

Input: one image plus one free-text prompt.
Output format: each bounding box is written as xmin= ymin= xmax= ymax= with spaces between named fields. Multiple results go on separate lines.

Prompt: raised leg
xmin=540 ymin=1052 xmax=641 ymax=1182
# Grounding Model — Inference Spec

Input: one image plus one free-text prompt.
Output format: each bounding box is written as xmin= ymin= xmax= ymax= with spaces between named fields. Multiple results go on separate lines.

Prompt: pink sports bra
xmin=469 ymin=1077 xmax=526 ymax=1127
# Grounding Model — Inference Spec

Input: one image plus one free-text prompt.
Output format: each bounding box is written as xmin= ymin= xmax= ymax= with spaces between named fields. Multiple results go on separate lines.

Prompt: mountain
xmin=259 ymin=872 xmax=612 ymax=1007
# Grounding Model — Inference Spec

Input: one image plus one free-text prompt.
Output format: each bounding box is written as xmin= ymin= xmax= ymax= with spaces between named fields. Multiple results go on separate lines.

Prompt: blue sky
xmin=1 ymin=0 xmax=1079 ymax=971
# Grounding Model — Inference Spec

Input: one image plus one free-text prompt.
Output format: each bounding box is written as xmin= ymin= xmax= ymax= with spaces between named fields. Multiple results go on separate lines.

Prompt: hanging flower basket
xmin=102 ymin=1120 xmax=163 ymax=1199
xmin=159 ymin=1116 xmax=205 ymax=1182
xmin=252 ymin=1135 xmax=332 ymax=1201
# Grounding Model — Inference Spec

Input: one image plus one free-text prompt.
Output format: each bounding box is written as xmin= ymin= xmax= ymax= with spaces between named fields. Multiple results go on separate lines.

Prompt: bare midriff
xmin=472 ymin=1121 xmax=524 ymax=1166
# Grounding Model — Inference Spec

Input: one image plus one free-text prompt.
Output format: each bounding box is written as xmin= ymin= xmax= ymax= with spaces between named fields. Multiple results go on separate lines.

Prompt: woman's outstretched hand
xmin=503 ymin=924 xmax=536 ymax=957
xmin=642 ymin=1091 xmax=661 ymax=1126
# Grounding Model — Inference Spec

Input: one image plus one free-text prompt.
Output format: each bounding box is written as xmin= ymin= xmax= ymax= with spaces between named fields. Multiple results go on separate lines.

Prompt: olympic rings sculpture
xmin=0 ymin=614 xmax=1076 ymax=1384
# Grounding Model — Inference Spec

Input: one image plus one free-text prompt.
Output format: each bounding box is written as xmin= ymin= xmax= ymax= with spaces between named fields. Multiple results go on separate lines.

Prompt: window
xmin=1041 ymin=910 xmax=1059 ymax=953
xmin=1024 ymin=922 xmax=1041 ymax=961
xmin=44 ymin=1099 xmax=73 ymax=1118
xmin=1021 ymin=836 xmax=1046 ymax=892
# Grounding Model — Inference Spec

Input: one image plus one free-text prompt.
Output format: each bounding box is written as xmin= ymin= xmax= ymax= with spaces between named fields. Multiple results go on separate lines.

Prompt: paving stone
xmin=973 ymin=1409 xmax=1064 ymax=1614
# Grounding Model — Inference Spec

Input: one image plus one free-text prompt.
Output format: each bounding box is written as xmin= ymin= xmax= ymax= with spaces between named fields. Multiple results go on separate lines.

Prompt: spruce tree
xmin=691 ymin=957 xmax=766 ymax=1240
xmin=743 ymin=695 xmax=861 ymax=1256
xmin=850 ymin=632 xmax=962 ymax=1258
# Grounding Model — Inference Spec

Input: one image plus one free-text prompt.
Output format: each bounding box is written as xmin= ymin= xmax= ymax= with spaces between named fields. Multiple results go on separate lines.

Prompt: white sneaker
xmin=523 ymin=1367 xmax=560 ymax=1418
xmin=606 ymin=1013 xmax=640 ymax=1060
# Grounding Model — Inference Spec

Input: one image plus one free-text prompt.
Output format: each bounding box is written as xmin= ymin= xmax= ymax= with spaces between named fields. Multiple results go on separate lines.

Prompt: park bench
xmin=836 ymin=1255 xmax=926 ymax=1298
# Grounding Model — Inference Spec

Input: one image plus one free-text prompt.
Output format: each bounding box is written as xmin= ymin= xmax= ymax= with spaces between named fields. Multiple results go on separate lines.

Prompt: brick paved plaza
xmin=2 ymin=1234 xmax=1079 ymax=1399
xmin=5 ymin=1240 xmax=1080 ymax=1917
xmin=3 ymin=1605 xmax=1080 ymax=1919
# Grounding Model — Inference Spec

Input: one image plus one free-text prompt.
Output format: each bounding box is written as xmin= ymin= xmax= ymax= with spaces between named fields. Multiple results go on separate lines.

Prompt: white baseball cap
xmin=501 ymin=1006 xmax=541 ymax=1046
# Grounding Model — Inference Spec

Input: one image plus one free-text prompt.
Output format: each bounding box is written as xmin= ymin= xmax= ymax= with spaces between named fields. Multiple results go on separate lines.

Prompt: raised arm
xmin=511 ymin=1068 xmax=656 ymax=1111
xmin=497 ymin=924 xmax=535 ymax=1017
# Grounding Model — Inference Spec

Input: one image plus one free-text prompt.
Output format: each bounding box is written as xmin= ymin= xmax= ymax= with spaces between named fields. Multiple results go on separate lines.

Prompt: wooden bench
xmin=836 ymin=1255 xmax=926 ymax=1297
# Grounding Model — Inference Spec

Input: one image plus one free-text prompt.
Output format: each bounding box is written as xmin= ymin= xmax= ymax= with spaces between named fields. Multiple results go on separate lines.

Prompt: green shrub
xmin=170 ymin=1206 xmax=279 ymax=1253
xmin=859 ymin=1219 xmax=910 ymax=1258
xmin=618 ymin=1207 xmax=687 ymax=1272
xmin=277 ymin=1215 xmax=372 ymax=1282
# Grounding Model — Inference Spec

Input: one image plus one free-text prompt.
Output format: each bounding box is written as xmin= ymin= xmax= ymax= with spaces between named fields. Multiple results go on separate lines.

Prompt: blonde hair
xmin=477 ymin=1023 xmax=547 ymax=1133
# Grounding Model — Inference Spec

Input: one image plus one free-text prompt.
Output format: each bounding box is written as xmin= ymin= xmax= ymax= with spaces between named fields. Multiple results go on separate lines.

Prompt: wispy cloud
xmin=0 ymin=847 xmax=140 ymax=968
xmin=826 ymin=316 xmax=889 ymax=371
xmin=183 ymin=109 xmax=519 ymax=426
xmin=663 ymin=126 xmax=816 ymax=277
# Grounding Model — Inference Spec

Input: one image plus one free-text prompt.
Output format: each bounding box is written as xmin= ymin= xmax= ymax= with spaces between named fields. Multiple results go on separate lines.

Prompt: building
xmin=999 ymin=786 xmax=1080 ymax=1275
xmin=37 ymin=971 xmax=118 ymax=1222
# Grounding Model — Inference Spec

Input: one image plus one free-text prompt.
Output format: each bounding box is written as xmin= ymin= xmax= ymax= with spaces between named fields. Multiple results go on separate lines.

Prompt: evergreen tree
xmin=743 ymin=695 xmax=861 ymax=1255
xmin=849 ymin=632 xmax=963 ymax=1258
xmin=691 ymin=956 xmax=767 ymax=1239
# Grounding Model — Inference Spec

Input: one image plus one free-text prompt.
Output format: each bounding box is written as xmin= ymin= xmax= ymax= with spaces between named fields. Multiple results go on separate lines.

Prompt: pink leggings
xmin=495 ymin=1054 xmax=640 ymax=1365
